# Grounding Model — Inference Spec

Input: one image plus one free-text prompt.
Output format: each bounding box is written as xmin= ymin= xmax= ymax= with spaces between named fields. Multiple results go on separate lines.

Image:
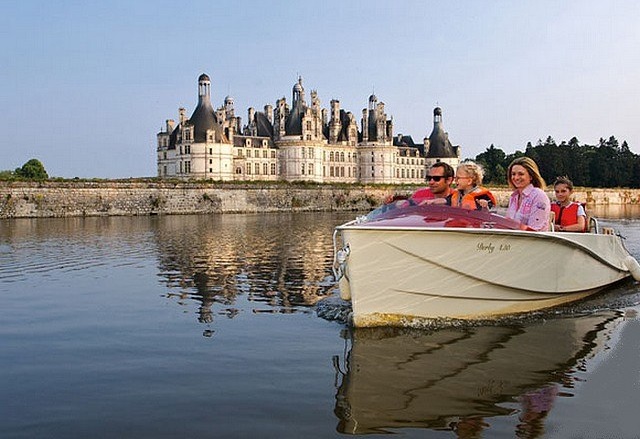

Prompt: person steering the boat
xmin=451 ymin=161 xmax=497 ymax=211
xmin=506 ymin=157 xmax=551 ymax=231
xmin=551 ymin=176 xmax=587 ymax=232
xmin=410 ymin=162 xmax=457 ymax=206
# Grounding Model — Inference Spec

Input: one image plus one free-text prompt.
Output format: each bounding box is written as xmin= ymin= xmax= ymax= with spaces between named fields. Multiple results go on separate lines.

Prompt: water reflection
xmin=589 ymin=204 xmax=640 ymax=219
xmin=151 ymin=213 xmax=347 ymax=323
xmin=333 ymin=312 xmax=623 ymax=437
xmin=0 ymin=213 xmax=353 ymax=328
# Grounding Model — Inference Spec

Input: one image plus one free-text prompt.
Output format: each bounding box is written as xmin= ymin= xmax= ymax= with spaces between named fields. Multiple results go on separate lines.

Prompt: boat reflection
xmin=333 ymin=312 xmax=623 ymax=436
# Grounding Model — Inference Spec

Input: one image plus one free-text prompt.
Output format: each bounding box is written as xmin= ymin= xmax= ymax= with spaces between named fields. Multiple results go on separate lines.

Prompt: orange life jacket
xmin=451 ymin=187 xmax=497 ymax=210
xmin=551 ymin=202 xmax=586 ymax=231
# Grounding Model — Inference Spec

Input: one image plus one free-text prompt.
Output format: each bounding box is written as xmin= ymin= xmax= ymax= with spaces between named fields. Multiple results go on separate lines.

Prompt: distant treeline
xmin=475 ymin=136 xmax=640 ymax=188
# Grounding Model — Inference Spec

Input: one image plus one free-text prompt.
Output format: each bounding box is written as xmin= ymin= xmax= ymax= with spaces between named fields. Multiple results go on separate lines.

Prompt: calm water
xmin=1 ymin=210 xmax=640 ymax=438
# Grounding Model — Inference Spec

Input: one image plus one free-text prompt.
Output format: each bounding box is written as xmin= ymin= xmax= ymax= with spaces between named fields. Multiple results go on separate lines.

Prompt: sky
xmin=1 ymin=0 xmax=639 ymax=178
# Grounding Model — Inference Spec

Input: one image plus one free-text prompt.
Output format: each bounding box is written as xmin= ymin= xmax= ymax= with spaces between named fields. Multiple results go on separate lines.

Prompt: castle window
xmin=246 ymin=164 xmax=251 ymax=175
xmin=271 ymin=151 xmax=276 ymax=158
xmin=245 ymin=139 xmax=251 ymax=147
xmin=209 ymin=148 xmax=213 ymax=154
xmin=340 ymin=152 xmax=345 ymax=162
xmin=330 ymin=152 xmax=334 ymax=161
xmin=263 ymin=150 xmax=267 ymax=158
xmin=255 ymin=163 xmax=260 ymax=174
xmin=309 ymin=164 xmax=314 ymax=175
xmin=184 ymin=161 xmax=191 ymax=173
xmin=301 ymin=163 xmax=305 ymax=174
xmin=263 ymin=163 xmax=268 ymax=175
xmin=263 ymin=140 xmax=268 ymax=147
xmin=308 ymin=147 xmax=314 ymax=158
xmin=271 ymin=163 xmax=276 ymax=175
xmin=306 ymin=121 xmax=312 ymax=131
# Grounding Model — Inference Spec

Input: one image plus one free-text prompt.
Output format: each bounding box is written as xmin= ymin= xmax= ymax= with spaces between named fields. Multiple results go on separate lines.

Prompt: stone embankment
xmin=0 ymin=181 xmax=638 ymax=219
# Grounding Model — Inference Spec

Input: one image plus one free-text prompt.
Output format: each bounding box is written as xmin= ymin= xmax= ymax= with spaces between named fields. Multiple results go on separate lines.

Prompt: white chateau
xmin=157 ymin=73 xmax=461 ymax=183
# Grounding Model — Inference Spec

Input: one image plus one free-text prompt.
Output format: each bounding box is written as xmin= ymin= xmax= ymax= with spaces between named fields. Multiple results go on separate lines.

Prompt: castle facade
xmin=157 ymin=73 xmax=461 ymax=183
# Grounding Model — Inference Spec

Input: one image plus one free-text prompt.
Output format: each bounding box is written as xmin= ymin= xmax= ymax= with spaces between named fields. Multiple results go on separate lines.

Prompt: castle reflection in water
xmin=151 ymin=213 xmax=344 ymax=324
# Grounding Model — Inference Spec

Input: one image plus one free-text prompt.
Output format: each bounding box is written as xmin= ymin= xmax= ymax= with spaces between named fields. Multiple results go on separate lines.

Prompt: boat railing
xmin=332 ymin=229 xmax=350 ymax=282
xmin=589 ymin=216 xmax=600 ymax=234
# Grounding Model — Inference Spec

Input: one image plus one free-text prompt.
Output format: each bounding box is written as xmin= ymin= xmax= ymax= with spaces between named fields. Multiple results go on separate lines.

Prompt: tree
xmin=15 ymin=159 xmax=48 ymax=180
xmin=475 ymin=144 xmax=507 ymax=185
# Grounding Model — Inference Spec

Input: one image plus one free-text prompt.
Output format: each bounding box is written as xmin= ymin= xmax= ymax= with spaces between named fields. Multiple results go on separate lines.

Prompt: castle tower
xmin=424 ymin=107 xmax=460 ymax=170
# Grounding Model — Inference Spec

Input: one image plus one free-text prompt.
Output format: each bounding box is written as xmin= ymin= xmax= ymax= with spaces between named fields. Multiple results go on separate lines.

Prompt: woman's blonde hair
xmin=507 ymin=156 xmax=546 ymax=189
xmin=456 ymin=161 xmax=484 ymax=186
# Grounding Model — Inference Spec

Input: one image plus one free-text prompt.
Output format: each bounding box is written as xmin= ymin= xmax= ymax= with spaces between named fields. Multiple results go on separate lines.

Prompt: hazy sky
xmin=2 ymin=0 xmax=639 ymax=178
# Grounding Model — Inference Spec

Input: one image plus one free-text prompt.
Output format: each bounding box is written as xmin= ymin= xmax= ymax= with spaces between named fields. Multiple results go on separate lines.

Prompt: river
xmin=1 ymin=209 xmax=639 ymax=438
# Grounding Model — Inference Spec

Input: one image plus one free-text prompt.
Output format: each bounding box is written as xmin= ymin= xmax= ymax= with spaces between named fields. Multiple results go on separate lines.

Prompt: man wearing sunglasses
xmin=410 ymin=162 xmax=457 ymax=205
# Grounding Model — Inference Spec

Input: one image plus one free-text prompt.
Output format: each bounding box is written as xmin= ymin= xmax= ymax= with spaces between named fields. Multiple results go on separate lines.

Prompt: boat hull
xmin=336 ymin=223 xmax=633 ymax=327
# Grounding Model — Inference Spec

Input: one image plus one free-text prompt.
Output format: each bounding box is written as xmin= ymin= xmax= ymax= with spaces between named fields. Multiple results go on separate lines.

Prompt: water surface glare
xmin=1 ymin=213 xmax=639 ymax=438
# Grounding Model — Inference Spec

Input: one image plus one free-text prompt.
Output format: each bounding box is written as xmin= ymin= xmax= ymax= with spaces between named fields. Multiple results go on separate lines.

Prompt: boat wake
xmin=316 ymin=278 xmax=640 ymax=329
xmin=315 ymin=295 xmax=352 ymax=324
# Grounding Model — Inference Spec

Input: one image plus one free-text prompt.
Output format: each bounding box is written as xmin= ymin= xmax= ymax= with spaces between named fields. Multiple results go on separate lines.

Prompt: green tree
xmin=564 ymin=137 xmax=590 ymax=187
xmin=0 ymin=170 xmax=15 ymax=180
xmin=15 ymin=159 xmax=48 ymax=180
xmin=475 ymin=144 xmax=507 ymax=185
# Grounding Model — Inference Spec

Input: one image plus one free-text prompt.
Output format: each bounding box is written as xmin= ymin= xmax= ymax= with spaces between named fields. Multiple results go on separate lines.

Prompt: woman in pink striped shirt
xmin=505 ymin=157 xmax=551 ymax=231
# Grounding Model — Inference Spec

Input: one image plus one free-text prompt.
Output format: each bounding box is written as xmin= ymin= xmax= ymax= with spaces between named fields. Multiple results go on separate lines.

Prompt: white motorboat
xmin=332 ymin=204 xmax=640 ymax=327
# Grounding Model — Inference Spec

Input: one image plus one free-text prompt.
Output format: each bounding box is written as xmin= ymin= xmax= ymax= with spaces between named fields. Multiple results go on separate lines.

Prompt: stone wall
xmin=0 ymin=181 xmax=638 ymax=219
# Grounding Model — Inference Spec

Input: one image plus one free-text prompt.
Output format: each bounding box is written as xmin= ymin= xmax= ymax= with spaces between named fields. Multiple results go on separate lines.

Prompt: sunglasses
xmin=427 ymin=176 xmax=445 ymax=182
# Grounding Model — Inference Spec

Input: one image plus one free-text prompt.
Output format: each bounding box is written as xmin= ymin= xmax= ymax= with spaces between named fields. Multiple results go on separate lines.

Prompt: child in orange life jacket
xmin=451 ymin=161 xmax=497 ymax=211
xmin=551 ymin=176 xmax=587 ymax=232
